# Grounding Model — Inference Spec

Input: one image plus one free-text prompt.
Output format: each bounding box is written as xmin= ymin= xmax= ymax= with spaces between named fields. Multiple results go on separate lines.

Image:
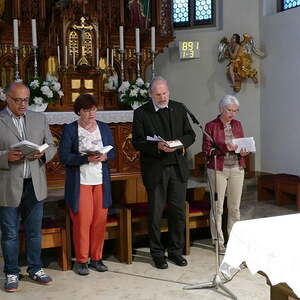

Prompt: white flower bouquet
xmin=118 ymin=77 xmax=150 ymax=107
xmin=0 ymin=87 xmax=6 ymax=101
xmin=29 ymin=73 xmax=64 ymax=106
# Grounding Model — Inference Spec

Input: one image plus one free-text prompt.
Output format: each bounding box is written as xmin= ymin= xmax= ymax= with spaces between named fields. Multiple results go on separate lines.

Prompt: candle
xmin=151 ymin=26 xmax=155 ymax=53
xmin=13 ymin=19 xmax=19 ymax=49
xmin=135 ymin=28 xmax=140 ymax=53
xmin=96 ymin=47 xmax=99 ymax=67
xmin=119 ymin=25 xmax=124 ymax=51
xmin=111 ymin=49 xmax=114 ymax=68
xmin=72 ymin=49 xmax=75 ymax=66
xmin=31 ymin=19 xmax=37 ymax=47
xmin=65 ymin=45 xmax=68 ymax=67
xmin=107 ymin=48 xmax=109 ymax=66
xmin=57 ymin=45 xmax=61 ymax=66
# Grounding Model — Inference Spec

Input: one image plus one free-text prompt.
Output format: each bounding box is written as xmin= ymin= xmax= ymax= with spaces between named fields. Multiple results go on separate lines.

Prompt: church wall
xmin=260 ymin=2 xmax=300 ymax=175
xmin=147 ymin=0 xmax=261 ymax=170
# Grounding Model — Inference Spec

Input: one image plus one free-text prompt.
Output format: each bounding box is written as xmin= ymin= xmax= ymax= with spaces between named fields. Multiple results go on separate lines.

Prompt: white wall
xmin=260 ymin=2 xmax=300 ymax=175
xmin=148 ymin=0 xmax=261 ymax=170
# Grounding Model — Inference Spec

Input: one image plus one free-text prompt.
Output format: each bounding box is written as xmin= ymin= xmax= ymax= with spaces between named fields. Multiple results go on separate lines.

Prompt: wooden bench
xmin=258 ymin=174 xmax=300 ymax=210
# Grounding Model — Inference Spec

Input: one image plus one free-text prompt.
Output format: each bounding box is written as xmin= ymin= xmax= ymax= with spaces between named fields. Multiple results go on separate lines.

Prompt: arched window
xmin=279 ymin=0 xmax=300 ymax=11
xmin=173 ymin=0 xmax=215 ymax=28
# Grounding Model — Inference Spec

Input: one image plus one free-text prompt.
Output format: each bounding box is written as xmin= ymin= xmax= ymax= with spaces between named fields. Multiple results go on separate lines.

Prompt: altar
xmin=220 ymin=214 xmax=300 ymax=300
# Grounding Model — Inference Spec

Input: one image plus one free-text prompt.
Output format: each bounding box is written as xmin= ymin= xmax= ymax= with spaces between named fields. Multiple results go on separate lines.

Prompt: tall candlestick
xmin=119 ymin=26 xmax=124 ymax=51
xmin=111 ymin=49 xmax=114 ymax=68
xmin=31 ymin=19 xmax=37 ymax=47
xmin=107 ymin=48 xmax=109 ymax=67
xmin=151 ymin=26 xmax=155 ymax=53
xmin=57 ymin=45 xmax=61 ymax=66
xmin=72 ymin=49 xmax=75 ymax=66
xmin=13 ymin=19 xmax=19 ymax=49
xmin=135 ymin=28 xmax=140 ymax=53
xmin=96 ymin=47 xmax=99 ymax=67
xmin=65 ymin=45 xmax=68 ymax=67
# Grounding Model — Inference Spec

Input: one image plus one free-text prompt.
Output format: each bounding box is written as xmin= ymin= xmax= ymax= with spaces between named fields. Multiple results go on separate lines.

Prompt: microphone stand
xmin=182 ymin=104 xmax=237 ymax=300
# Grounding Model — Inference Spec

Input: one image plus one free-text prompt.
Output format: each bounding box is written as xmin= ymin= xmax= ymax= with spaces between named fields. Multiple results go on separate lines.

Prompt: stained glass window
xmin=173 ymin=0 xmax=215 ymax=27
xmin=173 ymin=0 xmax=189 ymax=25
xmin=281 ymin=0 xmax=300 ymax=11
xmin=195 ymin=0 xmax=212 ymax=22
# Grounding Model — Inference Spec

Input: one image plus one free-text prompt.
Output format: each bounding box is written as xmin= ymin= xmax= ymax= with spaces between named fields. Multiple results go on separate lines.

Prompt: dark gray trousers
xmin=147 ymin=165 xmax=187 ymax=258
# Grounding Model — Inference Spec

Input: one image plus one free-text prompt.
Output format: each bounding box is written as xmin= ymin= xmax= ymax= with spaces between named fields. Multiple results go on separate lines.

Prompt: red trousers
xmin=70 ymin=184 xmax=107 ymax=263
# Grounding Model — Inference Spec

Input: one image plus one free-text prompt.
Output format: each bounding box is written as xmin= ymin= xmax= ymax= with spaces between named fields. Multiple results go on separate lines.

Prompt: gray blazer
xmin=0 ymin=108 xmax=56 ymax=207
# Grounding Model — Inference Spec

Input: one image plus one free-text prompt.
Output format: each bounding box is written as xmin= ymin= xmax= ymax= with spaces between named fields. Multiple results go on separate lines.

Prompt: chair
xmin=123 ymin=203 xmax=169 ymax=264
xmin=184 ymin=200 xmax=210 ymax=255
xmin=19 ymin=215 xmax=70 ymax=271
xmin=64 ymin=207 xmax=126 ymax=266
xmin=105 ymin=209 xmax=126 ymax=262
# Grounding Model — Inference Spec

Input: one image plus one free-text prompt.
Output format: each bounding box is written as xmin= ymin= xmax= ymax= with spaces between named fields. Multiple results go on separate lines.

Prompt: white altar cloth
xmin=220 ymin=213 xmax=300 ymax=297
xmin=44 ymin=110 xmax=133 ymax=125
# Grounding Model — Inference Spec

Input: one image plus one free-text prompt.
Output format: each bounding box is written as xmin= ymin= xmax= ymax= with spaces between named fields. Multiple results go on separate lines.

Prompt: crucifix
xmin=73 ymin=16 xmax=93 ymax=66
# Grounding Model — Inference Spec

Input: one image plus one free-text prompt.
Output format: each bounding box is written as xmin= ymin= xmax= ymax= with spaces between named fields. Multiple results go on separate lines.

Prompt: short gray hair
xmin=149 ymin=76 xmax=168 ymax=93
xmin=5 ymin=81 xmax=29 ymax=95
xmin=219 ymin=94 xmax=239 ymax=109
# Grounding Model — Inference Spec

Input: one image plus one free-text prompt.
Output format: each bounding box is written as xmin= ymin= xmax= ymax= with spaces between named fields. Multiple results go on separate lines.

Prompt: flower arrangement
xmin=0 ymin=87 xmax=6 ymax=101
xmin=118 ymin=77 xmax=150 ymax=108
xmin=29 ymin=73 xmax=64 ymax=106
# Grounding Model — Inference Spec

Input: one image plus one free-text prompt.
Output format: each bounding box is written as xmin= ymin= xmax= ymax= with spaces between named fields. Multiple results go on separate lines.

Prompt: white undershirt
xmin=78 ymin=125 xmax=103 ymax=185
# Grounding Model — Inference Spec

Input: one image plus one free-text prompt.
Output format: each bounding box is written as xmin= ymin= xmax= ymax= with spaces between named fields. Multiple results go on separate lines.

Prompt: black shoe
xmin=74 ymin=262 xmax=89 ymax=276
xmin=168 ymin=254 xmax=188 ymax=266
xmin=89 ymin=260 xmax=108 ymax=272
xmin=153 ymin=256 xmax=168 ymax=269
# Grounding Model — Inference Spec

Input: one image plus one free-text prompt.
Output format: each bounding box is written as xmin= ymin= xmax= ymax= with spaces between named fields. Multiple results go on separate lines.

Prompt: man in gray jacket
xmin=0 ymin=82 xmax=56 ymax=292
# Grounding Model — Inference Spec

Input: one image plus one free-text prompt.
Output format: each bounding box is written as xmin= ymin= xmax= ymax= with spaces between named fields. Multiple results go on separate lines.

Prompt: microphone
xmin=182 ymin=103 xmax=200 ymax=125
xmin=182 ymin=103 xmax=225 ymax=156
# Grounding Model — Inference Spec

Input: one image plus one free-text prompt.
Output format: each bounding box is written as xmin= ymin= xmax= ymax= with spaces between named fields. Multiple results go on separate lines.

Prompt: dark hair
xmin=73 ymin=94 xmax=97 ymax=115
xmin=232 ymin=33 xmax=241 ymax=44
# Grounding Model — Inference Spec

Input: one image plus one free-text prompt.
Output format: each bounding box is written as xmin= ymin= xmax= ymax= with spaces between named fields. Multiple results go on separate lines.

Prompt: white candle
xmin=31 ymin=19 xmax=37 ymax=47
xmin=13 ymin=19 xmax=19 ymax=49
xmin=107 ymin=48 xmax=109 ymax=66
xmin=57 ymin=45 xmax=61 ymax=66
xmin=111 ymin=49 xmax=114 ymax=68
xmin=151 ymin=26 xmax=155 ymax=53
xmin=65 ymin=45 xmax=68 ymax=67
xmin=72 ymin=49 xmax=75 ymax=66
xmin=119 ymin=26 xmax=124 ymax=51
xmin=96 ymin=47 xmax=99 ymax=67
xmin=135 ymin=28 xmax=140 ymax=53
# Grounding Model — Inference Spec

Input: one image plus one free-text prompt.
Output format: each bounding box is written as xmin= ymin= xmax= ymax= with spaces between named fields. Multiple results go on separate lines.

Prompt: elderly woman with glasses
xmin=202 ymin=94 xmax=249 ymax=254
xmin=59 ymin=94 xmax=115 ymax=275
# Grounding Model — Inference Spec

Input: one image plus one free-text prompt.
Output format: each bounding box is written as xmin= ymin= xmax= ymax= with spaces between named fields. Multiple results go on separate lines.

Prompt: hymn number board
xmin=179 ymin=41 xmax=201 ymax=59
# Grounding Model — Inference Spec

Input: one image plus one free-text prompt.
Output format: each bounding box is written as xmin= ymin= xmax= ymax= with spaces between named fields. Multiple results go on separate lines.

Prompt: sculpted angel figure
xmin=218 ymin=33 xmax=265 ymax=93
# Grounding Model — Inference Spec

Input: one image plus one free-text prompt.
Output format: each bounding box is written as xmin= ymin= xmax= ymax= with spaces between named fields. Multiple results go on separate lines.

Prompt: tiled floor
xmin=0 ymin=177 xmax=297 ymax=299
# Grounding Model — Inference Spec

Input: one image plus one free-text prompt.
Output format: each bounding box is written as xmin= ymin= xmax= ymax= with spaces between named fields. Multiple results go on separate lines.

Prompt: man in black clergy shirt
xmin=132 ymin=76 xmax=196 ymax=269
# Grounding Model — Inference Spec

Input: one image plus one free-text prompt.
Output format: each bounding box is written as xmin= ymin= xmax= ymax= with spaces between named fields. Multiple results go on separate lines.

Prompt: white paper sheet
xmin=232 ymin=137 xmax=256 ymax=153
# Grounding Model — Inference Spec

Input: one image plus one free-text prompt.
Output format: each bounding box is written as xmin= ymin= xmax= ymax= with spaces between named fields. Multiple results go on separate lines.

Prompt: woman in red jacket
xmin=202 ymin=95 xmax=249 ymax=254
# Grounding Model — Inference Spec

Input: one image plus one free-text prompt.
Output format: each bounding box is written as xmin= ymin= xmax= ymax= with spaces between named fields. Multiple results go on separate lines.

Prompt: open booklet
xmin=146 ymin=135 xmax=184 ymax=149
xmin=10 ymin=140 xmax=49 ymax=157
xmin=82 ymin=145 xmax=113 ymax=155
xmin=232 ymin=137 xmax=256 ymax=153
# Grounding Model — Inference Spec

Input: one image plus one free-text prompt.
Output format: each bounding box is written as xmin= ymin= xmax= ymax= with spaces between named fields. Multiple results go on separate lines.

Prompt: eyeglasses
xmin=224 ymin=107 xmax=239 ymax=113
xmin=82 ymin=107 xmax=97 ymax=113
xmin=7 ymin=95 xmax=29 ymax=105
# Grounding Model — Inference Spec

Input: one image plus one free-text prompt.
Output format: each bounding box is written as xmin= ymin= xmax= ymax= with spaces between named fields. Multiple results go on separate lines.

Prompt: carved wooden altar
xmin=0 ymin=0 xmax=175 ymax=206
xmin=0 ymin=0 xmax=174 ymax=111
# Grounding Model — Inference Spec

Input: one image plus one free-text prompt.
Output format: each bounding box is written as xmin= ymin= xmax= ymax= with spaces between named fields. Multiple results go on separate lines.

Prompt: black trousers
xmin=147 ymin=165 xmax=187 ymax=258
